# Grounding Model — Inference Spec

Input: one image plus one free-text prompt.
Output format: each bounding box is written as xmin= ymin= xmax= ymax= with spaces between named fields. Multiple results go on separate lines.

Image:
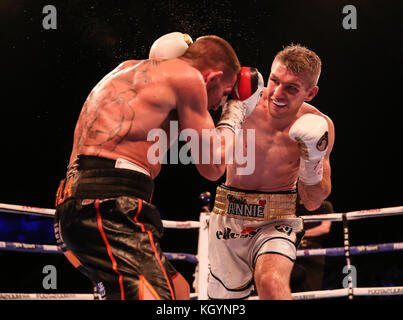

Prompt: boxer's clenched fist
xmin=149 ymin=32 xmax=193 ymax=59
xmin=217 ymin=66 xmax=264 ymax=132
xmin=289 ymin=113 xmax=328 ymax=185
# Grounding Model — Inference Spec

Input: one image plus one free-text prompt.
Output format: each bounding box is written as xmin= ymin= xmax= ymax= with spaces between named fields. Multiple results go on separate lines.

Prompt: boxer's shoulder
xmin=119 ymin=59 xmax=142 ymax=67
xmin=298 ymin=102 xmax=333 ymax=124
xmin=298 ymin=102 xmax=322 ymax=116
xmin=249 ymin=88 xmax=268 ymax=114
xmin=260 ymin=87 xmax=269 ymax=105
xmin=163 ymin=59 xmax=206 ymax=99
xmin=165 ymin=58 xmax=204 ymax=82
xmin=113 ymin=59 xmax=144 ymax=73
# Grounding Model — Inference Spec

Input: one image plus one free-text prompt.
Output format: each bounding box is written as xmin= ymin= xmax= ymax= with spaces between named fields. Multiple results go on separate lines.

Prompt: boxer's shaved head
xmin=181 ymin=35 xmax=241 ymax=81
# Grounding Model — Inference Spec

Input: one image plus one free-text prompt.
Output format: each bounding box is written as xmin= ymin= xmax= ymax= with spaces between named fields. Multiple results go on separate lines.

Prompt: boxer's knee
xmin=172 ymin=272 xmax=190 ymax=300
xmin=254 ymin=253 xmax=293 ymax=300
xmin=255 ymin=273 xmax=291 ymax=299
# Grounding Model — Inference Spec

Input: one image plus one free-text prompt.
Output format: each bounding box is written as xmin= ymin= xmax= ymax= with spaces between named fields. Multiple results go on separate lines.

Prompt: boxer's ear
xmin=305 ymin=85 xmax=319 ymax=102
xmin=204 ymin=70 xmax=223 ymax=85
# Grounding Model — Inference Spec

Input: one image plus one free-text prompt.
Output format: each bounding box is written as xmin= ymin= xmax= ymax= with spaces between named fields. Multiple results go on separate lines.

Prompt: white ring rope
xmin=0 ymin=202 xmax=200 ymax=229
xmin=252 ymin=286 xmax=403 ymax=300
xmin=1 ymin=202 xmax=403 ymax=225
xmin=301 ymin=206 xmax=403 ymax=222
xmin=2 ymin=239 xmax=403 ymax=258
xmin=0 ymin=293 xmax=98 ymax=300
xmin=2 ymin=286 xmax=403 ymax=300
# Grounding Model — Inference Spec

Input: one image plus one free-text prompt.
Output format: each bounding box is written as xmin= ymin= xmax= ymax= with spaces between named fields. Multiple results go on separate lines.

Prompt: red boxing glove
xmin=217 ymin=67 xmax=264 ymax=132
xmin=231 ymin=66 xmax=264 ymax=117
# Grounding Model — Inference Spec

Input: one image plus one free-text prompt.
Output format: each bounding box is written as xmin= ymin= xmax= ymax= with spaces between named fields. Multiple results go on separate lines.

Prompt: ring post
xmin=196 ymin=210 xmax=210 ymax=300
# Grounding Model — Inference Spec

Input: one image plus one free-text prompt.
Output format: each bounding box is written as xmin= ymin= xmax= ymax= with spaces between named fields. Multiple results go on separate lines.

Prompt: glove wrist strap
xmin=298 ymin=157 xmax=324 ymax=185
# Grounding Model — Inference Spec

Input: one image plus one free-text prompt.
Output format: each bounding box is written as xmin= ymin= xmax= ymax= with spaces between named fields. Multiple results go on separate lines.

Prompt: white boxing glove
xmin=217 ymin=67 xmax=264 ymax=132
xmin=289 ymin=113 xmax=329 ymax=185
xmin=149 ymin=32 xmax=193 ymax=59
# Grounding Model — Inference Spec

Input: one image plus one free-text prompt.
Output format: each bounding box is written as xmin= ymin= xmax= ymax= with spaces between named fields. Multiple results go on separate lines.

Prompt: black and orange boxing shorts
xmin=54 ymin=155 xmax=177 ymax=300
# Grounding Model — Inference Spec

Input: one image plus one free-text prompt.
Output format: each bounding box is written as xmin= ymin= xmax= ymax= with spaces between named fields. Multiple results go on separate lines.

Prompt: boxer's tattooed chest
xmin=76 ymin=60 xmax=161 ymax=154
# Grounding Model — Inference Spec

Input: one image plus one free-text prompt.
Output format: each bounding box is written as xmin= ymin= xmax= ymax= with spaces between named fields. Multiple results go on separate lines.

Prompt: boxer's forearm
xmin=298 ymin=160 xmax=331 ymax=211
xmin=194 ymin=127 xmax=234 ymax=181
xmin=298 ymin=179 xmax=331 ymax=211
xmin=304 ymin=221 xmax=331 ymax=237
xmin=190 ymin=68 xmax=263 ymax=181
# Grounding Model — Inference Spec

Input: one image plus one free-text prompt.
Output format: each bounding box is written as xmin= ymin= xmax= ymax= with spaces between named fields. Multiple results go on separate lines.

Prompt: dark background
xmin=0 ymin=0 xmax=402 ymax=296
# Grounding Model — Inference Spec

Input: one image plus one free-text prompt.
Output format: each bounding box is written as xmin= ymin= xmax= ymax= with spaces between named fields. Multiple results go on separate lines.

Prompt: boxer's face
xmin=267 ymin=61 xmax=318 ymax=119
xmin=206 ymin=71 xmax=237 ymax=111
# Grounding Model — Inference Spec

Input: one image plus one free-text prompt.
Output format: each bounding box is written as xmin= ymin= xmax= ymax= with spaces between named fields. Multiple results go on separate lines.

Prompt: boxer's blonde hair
xmin=182 ymin=35 xmax=241 ymax=79
xmin=274 ymin=44 xmax=322 ymax=89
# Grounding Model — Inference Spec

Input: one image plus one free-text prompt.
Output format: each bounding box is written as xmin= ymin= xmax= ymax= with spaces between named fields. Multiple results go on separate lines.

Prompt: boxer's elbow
xmin=319 ymin=182 xmax=332 ymax=205
xmin=303 ymin=200 xmax=322 ymax=212
xmin=303 ymin=188 xmax=331 ymax=212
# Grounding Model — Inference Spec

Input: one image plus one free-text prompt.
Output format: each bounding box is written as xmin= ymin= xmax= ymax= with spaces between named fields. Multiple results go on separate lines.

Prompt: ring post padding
xmin=195 ymin=211 xmax=210 ymax=300
xmin=342 ymin=213 xmax=354 ymax=300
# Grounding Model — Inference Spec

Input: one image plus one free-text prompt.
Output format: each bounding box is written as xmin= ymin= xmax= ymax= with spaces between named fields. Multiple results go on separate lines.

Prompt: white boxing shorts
xmin=208 ymin=185 xmax=304 ymax=299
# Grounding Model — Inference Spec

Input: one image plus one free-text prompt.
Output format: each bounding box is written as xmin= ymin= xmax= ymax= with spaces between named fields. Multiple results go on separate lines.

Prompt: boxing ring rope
xmin=0 ymin=202 xmax=403 ymax=300
xmin=2 ymin=202 xmax=403 ymax=222
xmin=3 ymin=238 xmax=403 ymax=259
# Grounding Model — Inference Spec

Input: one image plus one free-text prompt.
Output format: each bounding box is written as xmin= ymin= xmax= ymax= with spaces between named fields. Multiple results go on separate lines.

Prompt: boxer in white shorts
xmin=209 ymin=185 xmax=304 ymax=299
xmin=208 ymin=44 xmax=335 ymax=300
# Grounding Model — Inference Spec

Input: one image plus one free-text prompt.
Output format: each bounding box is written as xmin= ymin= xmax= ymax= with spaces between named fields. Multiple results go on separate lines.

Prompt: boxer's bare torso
xmin=69 ymin=58 xmax=235 ymax=179
xmin=226 ymin=88 xmax=334 ymax=192
xmin=70 ymin=60 xmax=175 ymax=178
